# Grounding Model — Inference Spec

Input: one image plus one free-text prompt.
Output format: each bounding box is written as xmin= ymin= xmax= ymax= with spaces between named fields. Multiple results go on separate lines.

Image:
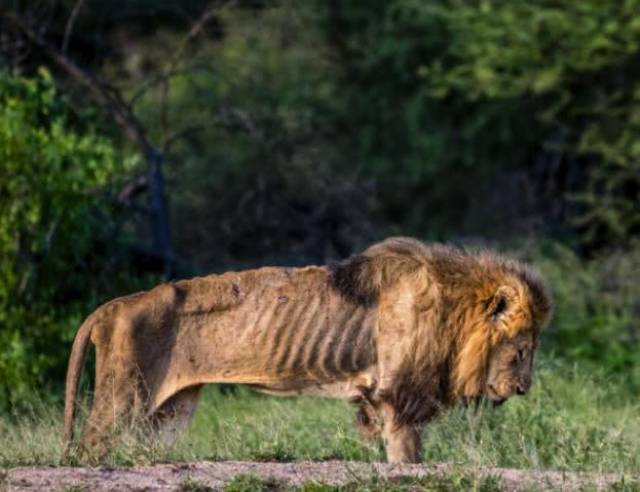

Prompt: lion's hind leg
xmin=80 ymin=368 xmax=144 ymax=460
xmin=151 ymin=385 xmax=203 ymax=446
xmin=80 ymin=343 xmax=157 ymax=460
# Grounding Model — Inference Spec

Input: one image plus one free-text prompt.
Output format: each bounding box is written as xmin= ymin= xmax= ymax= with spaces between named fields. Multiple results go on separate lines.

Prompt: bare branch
xmin=61 ymin=0 xmax=85 ymax=54
xmin=163 ymin=124 xmax=204 ymax=154
xmin=128 ymin=64 xmax=212 ymax=108
xmin=127 ymin=1 xmax=227 ymax=108
xmin=169 ymin=1 xmax=226 ymax=68
xmin=1 ymin=9 xmax=154 ymax=157
xmin=117 ymin=175 xmax=149 ymax=205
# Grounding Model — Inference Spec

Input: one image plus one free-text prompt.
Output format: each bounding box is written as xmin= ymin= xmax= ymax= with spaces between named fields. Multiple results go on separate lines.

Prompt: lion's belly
xmin=247 ymin=371 xmax=375 ymax=399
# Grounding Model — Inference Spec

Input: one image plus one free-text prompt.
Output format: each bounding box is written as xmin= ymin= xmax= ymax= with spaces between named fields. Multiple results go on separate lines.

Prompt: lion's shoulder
xmin=328 ymin=237 xmax=446 ymax=307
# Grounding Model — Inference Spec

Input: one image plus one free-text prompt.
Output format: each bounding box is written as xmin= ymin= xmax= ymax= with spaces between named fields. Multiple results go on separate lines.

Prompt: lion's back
xmin=161 ymin=265 xmax=377 ymax=385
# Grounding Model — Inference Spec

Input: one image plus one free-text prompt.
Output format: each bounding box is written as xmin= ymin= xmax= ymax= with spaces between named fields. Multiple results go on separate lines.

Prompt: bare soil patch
xmin=3 ymin=461 xmax=635 ymax=491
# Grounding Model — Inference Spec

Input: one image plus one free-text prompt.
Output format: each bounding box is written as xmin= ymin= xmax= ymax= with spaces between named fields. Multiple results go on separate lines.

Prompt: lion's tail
xmin=63 ymin=315 xmax=94 ymax=449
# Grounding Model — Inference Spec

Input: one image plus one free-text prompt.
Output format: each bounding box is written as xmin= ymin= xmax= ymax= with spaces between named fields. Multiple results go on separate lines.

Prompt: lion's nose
xmin=516 ymin=384 xmax=527 ymax=395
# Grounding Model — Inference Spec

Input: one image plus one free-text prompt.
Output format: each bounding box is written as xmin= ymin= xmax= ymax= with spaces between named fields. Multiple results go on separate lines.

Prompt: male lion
xmin=64 ymin=237 xmax=551 ymax=462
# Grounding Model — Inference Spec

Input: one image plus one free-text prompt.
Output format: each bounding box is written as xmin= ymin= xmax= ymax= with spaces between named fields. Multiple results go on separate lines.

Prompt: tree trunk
xmin=147 ymin=150 xmax=174 ymax=278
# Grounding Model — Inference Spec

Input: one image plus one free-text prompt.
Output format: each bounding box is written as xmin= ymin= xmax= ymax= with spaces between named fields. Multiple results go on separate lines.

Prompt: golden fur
xmin=64 ymin=237 xmax=552 ymax=462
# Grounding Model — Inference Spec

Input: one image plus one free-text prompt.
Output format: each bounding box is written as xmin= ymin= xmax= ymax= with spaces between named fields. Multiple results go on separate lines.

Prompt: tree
xmin=0 ymin=1 xmax=226 ymax=277
xmin=0 ymin=69 xmax=138 ymax=405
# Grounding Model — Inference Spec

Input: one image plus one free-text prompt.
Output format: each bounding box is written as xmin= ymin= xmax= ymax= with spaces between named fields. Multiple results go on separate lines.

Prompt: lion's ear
xmin=486 ymin=285 xmax=515 ymax=322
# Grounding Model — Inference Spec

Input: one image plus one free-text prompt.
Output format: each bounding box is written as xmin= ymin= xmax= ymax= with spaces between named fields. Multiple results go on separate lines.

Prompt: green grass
xmin=181 ymin=477 xmax=216 ymax=491
xmin=0 ymin=360 xmax=638 ymax=474
xmin=222 ymin=473 xmax=504 ymax=492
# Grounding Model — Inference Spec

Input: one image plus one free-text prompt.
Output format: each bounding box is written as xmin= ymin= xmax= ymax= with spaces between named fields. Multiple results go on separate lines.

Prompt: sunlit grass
xmin=421 ymin=361 xmax=640 ymax=473
xmin=174 ymin=386 xmax=379 ymax=463
xmin=220 ymin=472 xmax=505 ymax=492
xmin=1 ymin=359 xmax=638 ymax=474
xmin=0 ymin=397 xmax=65 ymax=467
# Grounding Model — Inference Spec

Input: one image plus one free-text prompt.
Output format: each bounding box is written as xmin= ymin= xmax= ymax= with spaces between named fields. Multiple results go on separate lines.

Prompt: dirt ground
xmin=3 ymin=461 xmax=636 ymax=491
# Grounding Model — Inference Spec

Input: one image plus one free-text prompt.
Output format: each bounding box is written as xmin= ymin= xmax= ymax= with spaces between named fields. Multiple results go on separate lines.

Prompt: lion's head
xmin=485 ymin=331 xmax=537 ymax=405
xmin=451 ymin=255 xmax=552 ymax=406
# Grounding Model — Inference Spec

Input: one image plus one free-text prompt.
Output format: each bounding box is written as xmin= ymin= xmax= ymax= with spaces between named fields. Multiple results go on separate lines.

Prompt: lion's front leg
xmin=354 ymin=398 xmax=383 ymax=442
xmin=380 ymin=403 xmax=423 ymax=463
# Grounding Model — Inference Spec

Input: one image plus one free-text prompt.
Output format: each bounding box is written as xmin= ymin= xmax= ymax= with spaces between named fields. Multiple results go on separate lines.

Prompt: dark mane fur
xmin=328 ymin=255 xmax=379 ymax=307
xmin=328 ymin=237 xmax=430 ymax=307
xmin=380 ymin=355 xmax=454 ymax=426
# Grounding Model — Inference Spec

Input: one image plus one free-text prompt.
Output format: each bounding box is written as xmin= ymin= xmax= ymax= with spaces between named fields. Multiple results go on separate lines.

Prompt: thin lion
xmin=64 ymin=237 xmax=552 ymax=462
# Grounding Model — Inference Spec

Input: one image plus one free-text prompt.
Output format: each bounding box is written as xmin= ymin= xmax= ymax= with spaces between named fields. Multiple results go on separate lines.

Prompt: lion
xmin=63 ymin=237 xmax=552 ymax=462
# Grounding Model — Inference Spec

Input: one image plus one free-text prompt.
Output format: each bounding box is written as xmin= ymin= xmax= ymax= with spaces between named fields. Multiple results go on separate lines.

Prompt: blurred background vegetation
xmin=0 ymin=0 xmax=639 ymax=409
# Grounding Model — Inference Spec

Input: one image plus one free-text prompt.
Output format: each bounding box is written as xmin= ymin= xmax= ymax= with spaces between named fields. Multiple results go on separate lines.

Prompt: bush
xmin=419 ymin=0 xmax=640 ymax=248
xmin=0 ymin=69 xmax=141 ymax=407
xmin=318 ymin=0 xmax=640 ymax=245
xmin=534 ymin=242 xmax=640 ymax=380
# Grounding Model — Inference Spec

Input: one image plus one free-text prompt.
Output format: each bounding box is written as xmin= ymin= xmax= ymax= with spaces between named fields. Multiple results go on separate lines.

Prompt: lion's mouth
xmin=486 ymin=384 xmax=508 ymax=407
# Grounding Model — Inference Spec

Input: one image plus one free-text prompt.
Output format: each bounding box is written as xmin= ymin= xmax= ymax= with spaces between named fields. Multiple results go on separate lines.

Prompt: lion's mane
xmin=330 ymin=237 xmax=552 ymax=425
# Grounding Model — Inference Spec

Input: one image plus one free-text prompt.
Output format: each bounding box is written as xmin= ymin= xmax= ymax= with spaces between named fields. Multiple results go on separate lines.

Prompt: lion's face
xmin=485 ymin=331 xmax=537 ymax=405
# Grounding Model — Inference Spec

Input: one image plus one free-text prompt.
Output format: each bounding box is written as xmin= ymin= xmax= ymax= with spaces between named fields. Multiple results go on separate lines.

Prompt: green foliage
xmin=0 ymin=69 xmax=140 ymax=406
xmin=416 ymin=0 xmax=640 ymax=246
xmin=534 ymin=243 xmax=640 ymax=378
xmin=316 ymin=0 xmax=640 ymax=243
xmin=121 ymin=3 xmax=375 ymax=269
xmin=104 ymin=0 xmax=640 ymax=254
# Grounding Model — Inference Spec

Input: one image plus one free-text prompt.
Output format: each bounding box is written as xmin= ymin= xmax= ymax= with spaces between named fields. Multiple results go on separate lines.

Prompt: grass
xmin=222 ymin=473 xmax=504 ymax=492
xmin=181 ymin=477 xmax=216 ymax=491
xmin=0 ymin=359 xmax=638 ymax=475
